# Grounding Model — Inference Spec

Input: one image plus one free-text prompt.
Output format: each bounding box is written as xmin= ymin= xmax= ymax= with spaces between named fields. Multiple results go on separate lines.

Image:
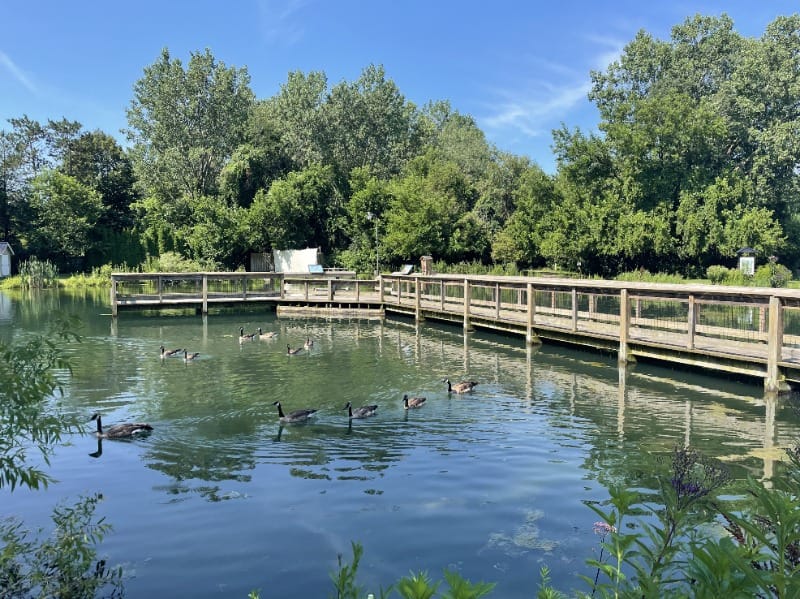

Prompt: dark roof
xmin=736 ymin=247 xmax=756 ymax=255
xmin=0 ymin=242 xmax=13 ymax=255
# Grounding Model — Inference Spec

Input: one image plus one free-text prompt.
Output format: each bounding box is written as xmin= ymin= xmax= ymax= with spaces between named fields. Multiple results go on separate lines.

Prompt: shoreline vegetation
xmin=1 ymin=255 xmax=795 ymax=291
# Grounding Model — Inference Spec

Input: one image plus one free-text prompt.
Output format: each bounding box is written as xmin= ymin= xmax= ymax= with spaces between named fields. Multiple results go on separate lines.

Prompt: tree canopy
xmin=2 ymin=14 xmax=800 ymax=276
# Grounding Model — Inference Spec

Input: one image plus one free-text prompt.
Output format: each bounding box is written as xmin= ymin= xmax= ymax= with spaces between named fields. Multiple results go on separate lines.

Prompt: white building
xmin=0 ymin=242 xmax=13 ymax=277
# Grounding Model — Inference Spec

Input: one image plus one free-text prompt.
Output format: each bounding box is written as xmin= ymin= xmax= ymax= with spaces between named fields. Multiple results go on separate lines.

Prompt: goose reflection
xmin=89 ymin=438 xmax=103 ymax=458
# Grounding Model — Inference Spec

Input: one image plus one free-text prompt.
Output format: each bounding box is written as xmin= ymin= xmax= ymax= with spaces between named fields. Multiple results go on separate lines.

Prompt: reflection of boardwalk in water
xmin=381 ymin=319 xmax=787 ymax=484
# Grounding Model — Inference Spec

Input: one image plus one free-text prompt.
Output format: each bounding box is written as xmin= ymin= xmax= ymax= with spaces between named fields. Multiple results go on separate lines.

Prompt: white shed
xmin=0 ymin=242 xmax=13 ymax=277
xmin=272 ymin=247 xmax=321 ymax=273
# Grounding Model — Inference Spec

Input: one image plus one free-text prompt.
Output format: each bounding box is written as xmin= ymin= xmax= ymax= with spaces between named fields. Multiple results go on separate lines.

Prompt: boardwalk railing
xmin=111 ymin=272 xmax=800 ymax=391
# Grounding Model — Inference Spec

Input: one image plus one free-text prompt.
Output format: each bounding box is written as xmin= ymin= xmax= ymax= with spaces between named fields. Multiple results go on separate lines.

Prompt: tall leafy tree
xmin=126 ymin=48 xmax=255 ymax=202
xmin=245 ymin=164 xmax=338 ymax=254
xmin=217 ymin=141 xmax=293 ymax=209
xmin=320 ymin=64 xmax=424 ymax=182
xmin=548 ymin=13 xmax=800 ymax=273
xmin=27 ymin=171 xmax=104 ymax=269
xmin=383 ymin=151 xmax=486 ymax=263
xmin=62 ymin=130 xmax=137 ymax=231
xmin=251 ymin=70 xmax=328 ymax=170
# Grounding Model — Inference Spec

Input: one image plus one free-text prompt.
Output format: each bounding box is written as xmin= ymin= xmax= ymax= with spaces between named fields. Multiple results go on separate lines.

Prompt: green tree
xmin=383 ymin=152 xmax=486 ymax=263
xmin=62 ymin=130 xmax=137 ymax=231
xmin=61 ymin=130 xmax=143 ymax=267
xmin=183 ymin=195 xmax=246 ymax=269
xmin=126 ymin=47 xmax=255 ymax=202
xmin=217 ymin=142 xmax=293 ymax=209
xmin=27 ymin=171 xmax=104 ymax=270
xmin=245 ymin=165 xmax=338 ymax=253
xmin=491 ymin=165 xmax=557 ymax=266
xmin=340 ymin=168 xmax=392 ymax=273
xmin=320 ymin=64 xmax=424 ymax=182
xmin=251 ymin=70 xmax=328 ymax=169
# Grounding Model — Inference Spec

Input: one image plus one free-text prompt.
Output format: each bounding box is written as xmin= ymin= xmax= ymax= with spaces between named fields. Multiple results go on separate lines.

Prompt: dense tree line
xmin=1 ymin=13 xmax=799 ymax=276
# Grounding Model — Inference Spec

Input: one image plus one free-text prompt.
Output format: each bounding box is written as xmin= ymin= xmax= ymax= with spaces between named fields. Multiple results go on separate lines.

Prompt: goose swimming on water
xmin=239 ymin=327 xmax=257 ymax=343
xmin=304 ymin=337 xmax=314 ymax=349
xmin=402 ymin=394 xmax=427 ymax=409
xmin=273 ymin=401 xmax=317 ymax=423
xmin=344 ymin=401 xmax=377 ymax=419
xmin=287 ymin=344 xmax=304 ymax=355
xmin=160 ymin=345 xmax=183 ymax=358
xmin=183 ymin=350 xmax=200 ymax=362
xmin=90 ymin=413 xmax=153 ymax=439
xmin=445 ymin=379 xmax=478 ymax=394
xmin=258 ymin=327 xmax=278 ymax=340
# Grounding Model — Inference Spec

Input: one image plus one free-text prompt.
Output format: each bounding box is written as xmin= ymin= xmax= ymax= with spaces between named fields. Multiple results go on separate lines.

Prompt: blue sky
xmin=1 ymin=1 xmax=797 ymax=172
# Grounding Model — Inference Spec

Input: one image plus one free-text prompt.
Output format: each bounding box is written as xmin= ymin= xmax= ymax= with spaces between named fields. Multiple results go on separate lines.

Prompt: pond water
xmin=2 ymin=289 xmax=799 ymax=597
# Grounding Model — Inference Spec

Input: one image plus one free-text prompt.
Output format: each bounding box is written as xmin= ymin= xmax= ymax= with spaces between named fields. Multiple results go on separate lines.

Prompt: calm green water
xmin=2 ymin=289 xmax=799 ymax=597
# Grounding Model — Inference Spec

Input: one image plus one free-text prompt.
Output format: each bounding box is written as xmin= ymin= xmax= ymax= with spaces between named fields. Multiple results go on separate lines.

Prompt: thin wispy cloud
xmin=481 ymin=80 xmax=592 ymax=138
xmin=0 ymin=50 xmax=37 ymax=94
xmin=478 ymin=35 xmax=625 ymax=141
xmin=584 ymin=34 xmax=627 ymax=70
xmin=257 ymin=0 xmax=311 ymax=45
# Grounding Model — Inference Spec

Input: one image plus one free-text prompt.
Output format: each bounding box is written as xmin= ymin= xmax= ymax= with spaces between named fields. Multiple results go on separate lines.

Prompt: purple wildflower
xmin=593 ymin=521 xmax=616 ymax=536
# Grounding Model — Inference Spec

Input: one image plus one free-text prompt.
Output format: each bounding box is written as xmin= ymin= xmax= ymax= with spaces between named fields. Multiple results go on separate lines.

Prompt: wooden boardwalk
xmin=110 ymin=272 xmax=800 ymax=391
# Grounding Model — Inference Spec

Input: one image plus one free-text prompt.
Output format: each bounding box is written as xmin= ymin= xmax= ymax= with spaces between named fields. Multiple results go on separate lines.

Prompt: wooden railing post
xmin=463 ymin=279 xmax=472 ymax=331
xmin=619 ymin=289 xmax=631 ymax=363
xmin=766 ymin=295 xmax=786 ymax=392
xmin=202 ymin=275 xmax=208 ymax=314
xmin=280 ymin=274 xmax=285 ymax=299
xmin=378 ymin=275 xmax=384 ymax=303
xmin=440 ymin=281 xmax=445 ymax=311
xmin=495 ymin=283 xmax=501 ymax=319
xmin=110 ymin=276 xmax=118 ymax=317
xmin=571 ymin=288 xmax=578 ymax=332
xmin=687 ymin=295 xmax=696 ymax=350
xmin=241 ymin=275 xmax=247 ymax=300
xmin=328 ymin=279 xmax=333 ymax=301
xmin=526 ymin=282 xmax=540 ymax=345
xmin=415 ymin=276 xmax=422 ymax=321
xmin=158 ymin=275 xmax=163 ymax=302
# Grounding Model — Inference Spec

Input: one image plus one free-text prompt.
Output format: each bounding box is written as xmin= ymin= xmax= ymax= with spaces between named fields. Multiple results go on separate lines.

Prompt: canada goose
xmin=272 ymin=401 xmax=317 ymax=423
xmin=402 ymin=394 xmax=427 ymax=409
xmin=304 ymin=337 xmax=314 ymax=349
xmin=160 ymin=345 xmax=183 ymax=358
xmin=258 ymin=327 xmax=278 ymax=340
xmin=344 ymin=401 xmax=377 ymax=419
xmin=90 ymin=413 xmax=153 ymax=439
xmin=239 ymin=327 xmax=256 ymax=343
xmin=183 ymin=350 xmax=200 ymax=362
xmin=445 ymin=379 xmax=478 ymax=394
xmin=287 ymin=344 xmax=304 ymax=355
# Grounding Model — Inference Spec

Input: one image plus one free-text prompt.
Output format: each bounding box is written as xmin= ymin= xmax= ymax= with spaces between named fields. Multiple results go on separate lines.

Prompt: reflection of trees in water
xmin=269 ymin=421 xmax=404 ymax=484
xmin=144 ymin=436 xmax=256 ymax=487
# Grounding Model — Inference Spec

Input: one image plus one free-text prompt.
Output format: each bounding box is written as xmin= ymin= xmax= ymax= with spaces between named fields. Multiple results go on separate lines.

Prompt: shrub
xmin=18 ymin=257 xmax=58 ymax=289
xmin=142 ymin=252 xmax=211 ymax=273
xmin=0 ymin=494 xmax=123 ymax=598
xmin=722 ymin=267 xmax=750 ymax=286
xmin=753 ymin=257 xmax=793 ymax=288
xmin=615 ymin=269 xmax=685 ymax=284
xmin=706 ymin=265 xmax=729 ymax=284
